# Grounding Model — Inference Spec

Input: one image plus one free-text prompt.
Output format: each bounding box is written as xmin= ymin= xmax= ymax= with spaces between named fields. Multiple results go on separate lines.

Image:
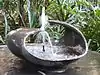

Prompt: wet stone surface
xmin=0 ymin=46 xmax=100 ymax=75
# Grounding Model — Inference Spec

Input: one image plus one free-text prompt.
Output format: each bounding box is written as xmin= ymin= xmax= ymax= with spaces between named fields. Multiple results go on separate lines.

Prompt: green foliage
xmin=46 ymin=0 xmax=100 ymax=51
xmin=0 ymin=0 xmax=100 ymax=52
xmin=0 ymin=0 xmax=3 ymax=9
xmin=46 ymin=0 xmax=72 ymax=21
xmin=81 ymin=11 xmax=100 ymax=51
xmin=95 ymin=9 xmax=100 ymax=16
xmin=0 ymin=35 xmax=5 ymax=44
xmin=30 ymin=11 xmax=37 ymax=28
xmin=46 ymin=25 xmax=65 ymax=40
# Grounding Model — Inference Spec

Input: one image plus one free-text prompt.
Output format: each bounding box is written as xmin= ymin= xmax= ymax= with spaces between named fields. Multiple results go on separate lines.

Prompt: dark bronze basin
xmin=6 ymin=20 xmax=88 ymax=67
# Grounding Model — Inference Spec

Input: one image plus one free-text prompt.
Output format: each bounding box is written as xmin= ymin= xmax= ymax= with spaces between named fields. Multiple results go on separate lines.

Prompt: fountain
xmin=6 ymin=2 xmax=88 ymax=73
xmin=6 ymin=20 xmax=88 ymax=67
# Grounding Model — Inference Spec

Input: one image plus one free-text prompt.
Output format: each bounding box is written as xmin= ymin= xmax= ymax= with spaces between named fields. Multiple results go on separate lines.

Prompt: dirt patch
xmin=0 ymin=47 xmax=22 ymax=75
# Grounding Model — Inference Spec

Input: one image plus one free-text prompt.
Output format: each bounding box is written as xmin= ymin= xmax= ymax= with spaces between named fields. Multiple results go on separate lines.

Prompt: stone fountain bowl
xmin=6 ymin=20 xmax=88 ymax=67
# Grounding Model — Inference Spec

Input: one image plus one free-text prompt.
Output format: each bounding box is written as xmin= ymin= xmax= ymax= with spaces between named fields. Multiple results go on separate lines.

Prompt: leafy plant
xmin=0 ymin=0 xmax=100 ymax=52
xmin=0 ymin=35 xmax=5 ymax=44
xmin=46 ymin=0 xmax=100 ymax=51
xmin=81 ymin=10 xmax=100 ymax=51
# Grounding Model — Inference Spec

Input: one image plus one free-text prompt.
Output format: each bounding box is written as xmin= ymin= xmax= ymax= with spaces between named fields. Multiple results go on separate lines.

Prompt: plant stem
xmin=3 ymin=12 xmax=8 ymax=39
xmin=27 ymin=0 xmax=31 ymax=28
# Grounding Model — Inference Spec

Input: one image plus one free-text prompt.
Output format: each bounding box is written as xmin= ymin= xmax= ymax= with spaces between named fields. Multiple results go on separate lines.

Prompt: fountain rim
xmin=23 ymin=20 xmax=88 ymax=61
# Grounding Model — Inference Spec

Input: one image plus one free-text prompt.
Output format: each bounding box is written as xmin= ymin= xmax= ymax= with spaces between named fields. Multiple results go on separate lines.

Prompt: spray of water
xmin=35 ymin=7 xmax=53 ymax=54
